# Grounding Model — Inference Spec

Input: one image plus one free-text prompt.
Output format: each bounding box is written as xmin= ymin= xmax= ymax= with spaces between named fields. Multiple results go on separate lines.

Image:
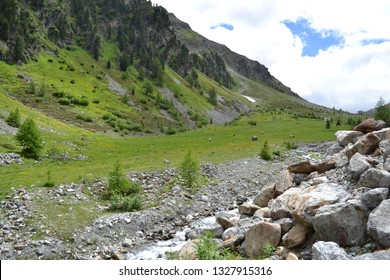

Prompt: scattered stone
xmin=215 ymin=212 xmax=239 ymax=230
xmin=285 ymin=252 xmax=299 ymax=260
xmin=253 ymin=207 xmax=271 ymax=219
xmin=112 ymin=251 xmax=126 ymax=260
xmin=312 ymin=241 xmax=350 ymax=260
xmin=269 ymin=188 xmax=300 ymax=220
xmin=179 ymin=240 xmax=197 ymax=260
xmin=373 ymin=128 xmax=390 ymax=141
xmin=314 ymin=159 xmax=336 ymax=174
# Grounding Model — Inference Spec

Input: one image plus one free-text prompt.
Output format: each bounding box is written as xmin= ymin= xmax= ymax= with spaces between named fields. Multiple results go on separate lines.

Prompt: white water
xmin=126 ymin=216 xmax=220 ymax=260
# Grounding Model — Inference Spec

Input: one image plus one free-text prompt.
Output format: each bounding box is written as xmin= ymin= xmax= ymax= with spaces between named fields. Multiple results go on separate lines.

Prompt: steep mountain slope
xmin=169 ymin=13 xmax=300 ymax=98
xmin=0 ymin=0 xmax=339 ymax=137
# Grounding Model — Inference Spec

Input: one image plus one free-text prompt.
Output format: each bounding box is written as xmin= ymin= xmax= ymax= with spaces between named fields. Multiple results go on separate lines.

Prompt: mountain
xmin=169 ymin=13 xmax=300 ymax=99
xmin=0 ymin=0 xmax=333 ymax=136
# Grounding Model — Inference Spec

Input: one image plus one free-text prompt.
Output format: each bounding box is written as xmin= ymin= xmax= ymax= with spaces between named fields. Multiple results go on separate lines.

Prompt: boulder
xmin=239 ymin=203 xmax=261 ymax=216
xmin=289 ymin=183 xmax=350 ymax=227
xmin=359 ymin=168 xmax=390 ymax=189
xmin=367 ymin=199 xmax=390 ymax=248
xmin=373 ymin=128 xmax=390 ymax=141
xmin=349 ymin=153 xmax=371 ymax=180
xmin=354 ymin=118 xmax=386 ymax=134
xmin=313 ymin=200 xmax=369 ymax=246
xmin=312 ymin=241 xmax=350 ymax=260
xmin=273 ymin=218 xmax=294 ymax=236
xmin=314 ymin=159 xmax=336 ymax=174
xmin=215 ymin=211 xmax=239 ymax=230
xmin=288 ymin=161 xmax=316 ymax=174
xmin=254 ymin=183 xmax=276 ymax=207
xmin=253 ymin=207 xmax=271 ymax=219
xmin=269 ymin=188 xmax=301 ymax=220
xmin=345 ymin=133 xmax=381 ymax=159
xmin=244 ymin=222 xmax=281 ymax=258
xmin=384 ymin=144 xmax=390 ymax=162
xmin=274 ymin=170 xmax=294 ymax=196
xmin=384 ymin=158 xmax=390 ymax=172
xmin=324 ymin=143 xmax=343 ymax=157
xmin=335 ymin=130 xmax=364 ymax=147
xmin=359 ymin=188 xmax=389 ymax=210
xmin=354 ymin=249 xmax=390 ymax=260
xmin=387 ymin=130 xmax=390 ymax=141
xmin=179 ymin=240 xmax=197 ymax=260
xmin=282 ymin=223 xmax=308 ymax=249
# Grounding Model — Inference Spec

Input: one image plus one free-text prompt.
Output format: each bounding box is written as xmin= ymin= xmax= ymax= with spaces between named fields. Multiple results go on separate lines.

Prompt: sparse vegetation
xmin=260 ymin=140 xmax=272 ymax=161
xmin=104 ymin=162 xmax=143 ymax=212
xmin=195 ymin=232 xmax=241 ymax=260
xmin=6 ymin=107 xmax=21 ymax=128
xmin=179 ymin=150 xmax=199 ymax=189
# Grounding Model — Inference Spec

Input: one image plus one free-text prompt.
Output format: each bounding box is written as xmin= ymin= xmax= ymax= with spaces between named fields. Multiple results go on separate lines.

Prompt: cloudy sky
xmin=152 ymin=0 xmax=390 ymax=113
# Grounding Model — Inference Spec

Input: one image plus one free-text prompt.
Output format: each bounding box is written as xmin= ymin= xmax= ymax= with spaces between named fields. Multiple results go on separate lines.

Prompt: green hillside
xmin=0 ymin=0 xmax=363 ymax=194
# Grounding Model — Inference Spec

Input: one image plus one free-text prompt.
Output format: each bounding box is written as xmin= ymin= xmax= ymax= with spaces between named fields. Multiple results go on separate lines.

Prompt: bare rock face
xmin=354 ymin=118 xmax=386 ymax=134
xmin=359 ymin=168 xmax=390 ymax=189
xmin=244 ymin=222 xmax=281 ymax=258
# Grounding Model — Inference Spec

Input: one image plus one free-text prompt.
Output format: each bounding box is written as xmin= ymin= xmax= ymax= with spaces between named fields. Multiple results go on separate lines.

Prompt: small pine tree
xmin=260 ymin=140 xmax=272 ymax=161
xmin=325 ymin=119 xmax=331 ymax=129
xmin=15 ymin=118 xmax=43 ymax=159
xmin=179 ymin=150 xmax=199 ymax=189
xmin=6 ymin=108 xmax=21 ymax=128
xmin=208 ymin=87 xmax=218 ymax=106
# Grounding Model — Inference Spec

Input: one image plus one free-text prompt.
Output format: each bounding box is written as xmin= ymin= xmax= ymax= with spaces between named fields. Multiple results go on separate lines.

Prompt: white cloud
xmin=153 ymin=0 xmax=390 ymax=112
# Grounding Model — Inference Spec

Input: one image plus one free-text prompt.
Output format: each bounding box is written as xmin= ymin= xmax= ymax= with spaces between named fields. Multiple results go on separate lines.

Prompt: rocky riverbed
xmin=1 ymin=119 xmax=390 ymax=260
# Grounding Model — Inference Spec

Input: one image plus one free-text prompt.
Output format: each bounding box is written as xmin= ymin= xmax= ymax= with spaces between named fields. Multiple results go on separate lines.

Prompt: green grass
xmin=0 ymin=106 xmax=350 ymax=194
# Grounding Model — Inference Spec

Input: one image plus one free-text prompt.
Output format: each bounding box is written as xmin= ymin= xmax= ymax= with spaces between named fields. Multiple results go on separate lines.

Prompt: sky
xmin=152 ymin=0 xmax=390 ymax=113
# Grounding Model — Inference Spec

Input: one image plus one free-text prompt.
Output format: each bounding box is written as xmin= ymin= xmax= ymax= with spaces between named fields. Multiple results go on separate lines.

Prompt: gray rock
xmin=274 ymin=170 xmax=294 ymax=196
xmin=239 ymin=203 xmax=261 ymax=216
xmin=384 ymin=158 xmax=390 ymax=172
xmin=215 ymin=211 xmax=239 ymax=230
xmin=349 ymin=153 xmax=371 ymax=180
xmin=244 ymin=222 xmax=281 ymax=258
xmin=313 ymin=200 xmax=369 ymax=246
xmin=372 ymin=128 xmax=390 ymax=141
xmin=273 ymin=218 xmax=294 ymax=236
xmin=289 ymin=183 xmax=350 ymax=227
xmin=312 ymin=241 xmax=350 ymax=260
xmin=324 ymin=143 xmax=343 ymax=157
xmin=346 ymin=133 xmax=381 ymax=159
xmin=359 ymin=188 xmax=389 ymax=210
xmin=335 ymin=130 xmax=364 ymax=147
xmin=354 ymin=249 xmax=390 ymax=260
xmin=254 ymin=183 xmax=275 ymax=207
xmin=269 ymin=188 xmax=300 ymax=220
xmin=367 ymin=199 xmax=390 ymax=248
xmin=282 ymin=223 xmax=308 ymax=249
xmin=359 ymin=168 xmax=390 ymax=189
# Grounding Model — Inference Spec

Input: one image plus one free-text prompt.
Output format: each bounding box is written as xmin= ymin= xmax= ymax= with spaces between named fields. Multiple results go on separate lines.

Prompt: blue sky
xmin=283 ymin=18 xmax=344 ymax=57
xmin=153 ymin=0 xmax=390 ymax=113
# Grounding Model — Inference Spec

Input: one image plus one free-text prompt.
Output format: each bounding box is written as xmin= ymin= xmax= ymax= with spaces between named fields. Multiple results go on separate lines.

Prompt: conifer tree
xmin=15 ymin=118 xmax=43 ymax=159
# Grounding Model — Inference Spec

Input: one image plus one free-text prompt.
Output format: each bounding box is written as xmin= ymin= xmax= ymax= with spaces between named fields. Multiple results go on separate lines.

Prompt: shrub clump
xmin=104 ymin=162 xmax=143 ymax=212
xmin=15 ymin=118 xmax=44 ymax=159
xmin=179 ymin=150 xmax=199 ymax=189
xmin=260 ymin=140 xmax=272 ymax=161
